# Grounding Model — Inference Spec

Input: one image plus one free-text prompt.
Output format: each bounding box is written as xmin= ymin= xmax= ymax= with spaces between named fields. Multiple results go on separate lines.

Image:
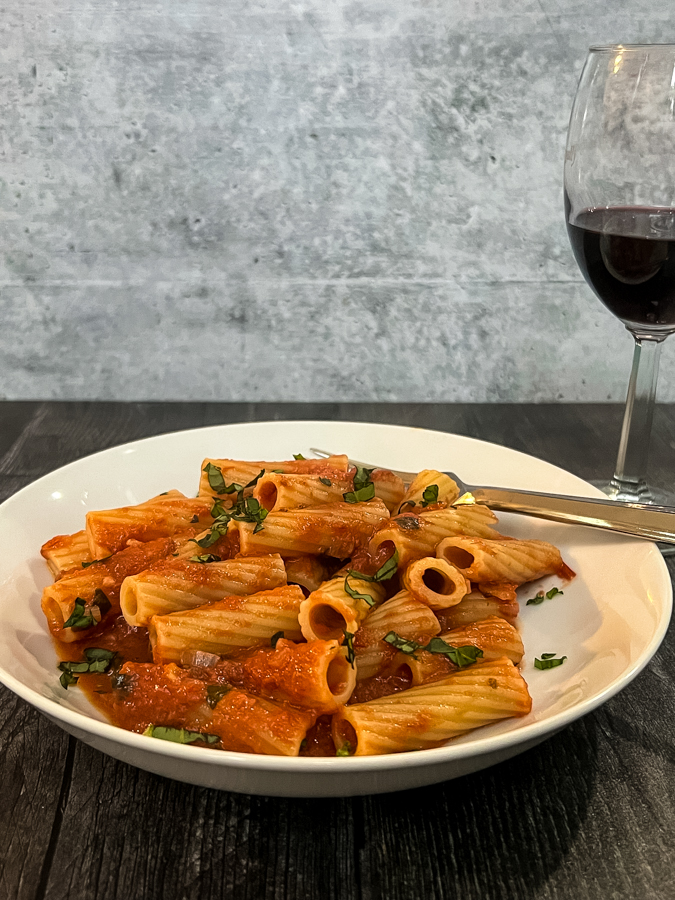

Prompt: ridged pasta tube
xmin=149 ymin=585 xmax=305 ymax=663
xmin=369 ymin=506 xmax=500 ymax=568
xmin=40 ymin=530 xmax=92 ymax=579
xmin=238 ymin=500 xmax=390 ymax=558
xmin=395 ymin=616 xmax=525 ymax=686
xmin=401 ymin=557 xmax=471 ymax=609
xmin=86 ymin=490 xmax=213 ymax=557
xmin=332 ymin=657 xmax=532 ymax=755
xmin=120 ymin=555 xmax=287 ymax=627
xmin=299 ymin=576 xmax=386 ymax=642
xmin=435 ymin=591 xmax=519 ymax=631
xmin=436 ymin=536 xmax=565 ymax=584
xmin=207 ymin=638 xmax=355 ymax=713
xmin=41 ymin=536 xmax=179 ymax=642
xmin=198 ymin=456 xmax=350 ymax=499
xmin=398 ymin=469 xmax=460 ymax=510
xmin=354 ymin=590 xmax=441 ymax=680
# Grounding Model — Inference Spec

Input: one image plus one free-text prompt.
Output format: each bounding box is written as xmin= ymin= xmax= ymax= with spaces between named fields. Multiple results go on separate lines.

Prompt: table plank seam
xmin=34 ymin=736 xmax=76 ymax=900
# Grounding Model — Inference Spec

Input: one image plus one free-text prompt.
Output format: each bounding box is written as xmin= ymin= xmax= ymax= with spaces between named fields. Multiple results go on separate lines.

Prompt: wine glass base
xmin=589 ymin=479 xmax=675 ymax=556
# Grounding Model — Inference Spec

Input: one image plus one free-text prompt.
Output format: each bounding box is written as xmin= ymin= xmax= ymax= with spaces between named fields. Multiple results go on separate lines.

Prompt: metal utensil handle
xmin=473 ymin=487 xmax=675 ymax=544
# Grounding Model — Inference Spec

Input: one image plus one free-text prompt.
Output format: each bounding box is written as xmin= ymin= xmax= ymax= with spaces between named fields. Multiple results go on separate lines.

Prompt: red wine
xmin=565 ymin=197 xmax=675 ymax=329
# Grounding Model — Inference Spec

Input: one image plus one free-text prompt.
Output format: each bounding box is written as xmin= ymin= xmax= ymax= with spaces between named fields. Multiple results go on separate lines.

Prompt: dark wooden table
xmin=2 ymin=402 xmax=675 ymax=900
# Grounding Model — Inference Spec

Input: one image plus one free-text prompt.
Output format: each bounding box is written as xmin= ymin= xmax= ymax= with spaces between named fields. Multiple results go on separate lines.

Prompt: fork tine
xmin=309 ymin=448 xmax=417 ymax=483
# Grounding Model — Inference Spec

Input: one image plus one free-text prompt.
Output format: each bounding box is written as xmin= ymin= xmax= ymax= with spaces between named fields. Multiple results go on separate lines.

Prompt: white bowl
xmin=0 ymin=420 xmax=670 ymax=797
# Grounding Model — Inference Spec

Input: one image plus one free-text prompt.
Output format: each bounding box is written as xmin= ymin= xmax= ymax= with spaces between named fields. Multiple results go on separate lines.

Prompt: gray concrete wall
xmin=2 ymin=1 xmax=675 ymax=401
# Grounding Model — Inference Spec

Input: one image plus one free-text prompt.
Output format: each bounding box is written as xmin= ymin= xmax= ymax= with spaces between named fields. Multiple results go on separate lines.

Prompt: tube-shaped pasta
xmin=41 ymin=530 xmax=93 ymax=579
xmin=120 ymin=555 xmax=287 ymax=627
xmin=110 ymin=662 xmax=314 ymax=755
xmin=435 ymin=591 xmax=519 ymax=631
xmin=238 ymin=500 xmax=390 ymax=558
xmin=86 ymin=490 xmax=213 ymax=557
xmin=41 ymin=537 xmax=178 ymax=642
xmin=354 ymin=590 xmax=441 ymax=680
xmin=254 ymin=472 xmax=351 ymax=511
xmin=149 ymin=585 xmax=305 ymax=663
xmin=298 ymin=576 xmax=386 ymax=642
xmin=332 ymin=657 xmax=532 ymax=755
xmin=369 ymin=506 xmax=500 ymax=568
xmin=398 ymin=470 xmax=460 ymax=510
xmin=395 ymin=616 xmax=525 ymax=686
xmin=284 ymin=556 xmax=331 ymax=594
xmin=401 ymin=557 xmax=470 ymax=609
xmin=198 ymin=456 xmax=350 ymax=499
xmin=370 ymin=469 xmax=406 ymax=513
xmin=436 ymin=536 xmax=566 ymax=584
xmin=207 ymin=638 xmax=355 ymax=713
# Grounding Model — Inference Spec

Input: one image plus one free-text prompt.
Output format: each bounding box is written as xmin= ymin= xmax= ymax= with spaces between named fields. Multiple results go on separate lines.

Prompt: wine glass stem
xmin=609 ymin=331 xmax=665 ymax=502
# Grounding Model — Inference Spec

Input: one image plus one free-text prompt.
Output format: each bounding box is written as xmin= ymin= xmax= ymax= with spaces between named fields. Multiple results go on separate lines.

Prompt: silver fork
xmin=311 ymin=448 xmax=675 ymax=545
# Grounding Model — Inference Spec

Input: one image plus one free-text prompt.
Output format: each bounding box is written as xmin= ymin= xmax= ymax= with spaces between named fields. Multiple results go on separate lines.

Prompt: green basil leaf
xmin=420 ymin=484 xmax=439 ymax=507
xmin=271 ymin=630 xmax=284 ymax=649
xmin=343 ymin=483 xmax=376 ymax=504
xmin=203 ymin=462 xmax=229 ymax=495
xmin=534 ymin=655 xmax=567 ymax=670
xmin=189 ymin=553 xmax=221 ymax=563
xmin=195 ymin=520 xmax=229 ymax=548
xmin=344 ymin=574 xmax=377 ymax=608
xmin=383 ymin=631 xmax=422 ymax=658
xmin=59 ymin=669 xmax=79 ymax=689
xmin=335 ymin=742 xmax=352 ymax=757
xmin=293 ymin=453 xmax=305 ymax=460
xmin=397 ymin=515 xmax=421 ymax=531
xmin=527 ymin=586 xmax=564 ymax=606
xmin=373 ymin=551 xmax=399 ymax=582
xmin=81 ymin=556 xmax=112 ymax=569
xmin=143 ymin=725 xmax=220 ymax=745
xmin=319 ymin=477 xmax=332 ymax=486
xmin=353 ymin=466 xmax=375 ymax=491
xmin=343 ymin=631 xmax=356 ymax=667
xmin=206 ymin=685 xmax=232 ymax=709
xmin=424 ymin=638 xmax=483 ymax=667
xmin=63 ymin=598 xmax=95 ymax=630
xmin=84 ymin=648 xmax=116 ymax=663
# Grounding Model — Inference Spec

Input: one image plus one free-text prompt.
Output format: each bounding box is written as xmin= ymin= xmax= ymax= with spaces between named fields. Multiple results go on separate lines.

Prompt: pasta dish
xmin=39 ymin=454 xmax=573 ymax=757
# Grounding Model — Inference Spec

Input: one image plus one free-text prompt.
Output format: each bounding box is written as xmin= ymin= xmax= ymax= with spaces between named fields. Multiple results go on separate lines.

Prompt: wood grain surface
xmin=1 ymin=402 xmax=674 ymax=900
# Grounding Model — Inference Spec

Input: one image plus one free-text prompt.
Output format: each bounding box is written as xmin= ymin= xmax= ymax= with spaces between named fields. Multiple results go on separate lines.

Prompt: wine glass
xmin=564 ymin=44 xmax=675 ymax=505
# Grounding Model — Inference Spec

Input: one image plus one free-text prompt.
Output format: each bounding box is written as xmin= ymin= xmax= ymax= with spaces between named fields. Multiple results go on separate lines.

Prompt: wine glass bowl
xmin=564 ymin=44 xmax=675 ymax=504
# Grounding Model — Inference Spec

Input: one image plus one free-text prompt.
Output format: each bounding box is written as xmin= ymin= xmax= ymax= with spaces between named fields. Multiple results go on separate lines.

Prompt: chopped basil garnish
xmin=58 ymin=647 xmax=117 ymax=689
xmin=420 ymin=484 xmax=439 ymax=507
xmin=336 ymin=742 xmax=352 ymax=757
xmin=383 ymin=632 xmax=483 ymax=668
xmin=206 ymin=684 xmax=232 ymax=709
xmin=534 ymin=654 xmax=567 ymax=670
xmin=189 ymin=553 xmax=221 ymax=563
xmin=344 ymin=631 xmax=356 ymax=667
xmin=319 ymin=477 xmax=332 ymax=486
xmin=344 ymin=575 xmax=378 ymax=608
xmin=194 ymin=520 xmax=229 ymax=548
xmin=293 ymin=453 xmax=306 ymax=460
xmin=271 ymin=630 xmax=284 ymax=649
xmin=197 ymin=471 xmax=268 ymax=541
xmin=143 ymin=725 xmax=220 ymax=745
xmin=63 ymin=589 xmax=110 ymax=630
xmin=343 ymin=466 xmax=375 ymax=504
xmin=348 ymin=551 xmax=399 ymax=585
xmin=81 ymin=556 xmax=112 ymax=569
xmin=526 ymin=586 xmax=564 ymax=606
xmin=203 ymin=462 xmax=229 ymax=494
xmin=343 ymin=552 xmax=399 ymax=607
xmin=397 ymin=514 xmax=420 ymax=530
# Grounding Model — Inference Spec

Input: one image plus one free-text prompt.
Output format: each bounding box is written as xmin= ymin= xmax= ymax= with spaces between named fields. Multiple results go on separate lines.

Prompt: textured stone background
xmin=2 ymin=1 xmax=675 ymax=401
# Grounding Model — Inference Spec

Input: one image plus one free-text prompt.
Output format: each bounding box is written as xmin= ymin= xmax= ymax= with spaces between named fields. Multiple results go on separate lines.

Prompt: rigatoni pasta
xmin=39 ymin=450 xmax=573 ymax=758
